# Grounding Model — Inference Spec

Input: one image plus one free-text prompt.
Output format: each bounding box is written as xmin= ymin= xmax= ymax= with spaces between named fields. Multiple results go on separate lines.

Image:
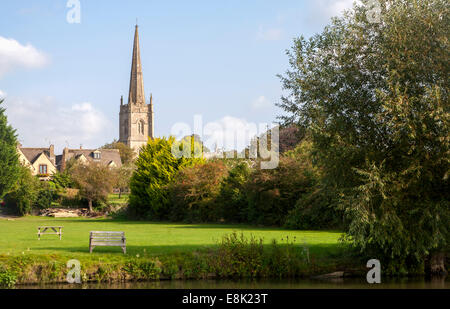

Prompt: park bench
xmin=89 ymin=231 xmax=126 ymax=254
xmin=37 ymin=226 xmax=63 ymax=240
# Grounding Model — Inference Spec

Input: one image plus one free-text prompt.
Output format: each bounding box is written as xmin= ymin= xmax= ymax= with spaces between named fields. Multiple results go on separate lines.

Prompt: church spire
xmin=128 ymin=24 xmax=145 ymax=105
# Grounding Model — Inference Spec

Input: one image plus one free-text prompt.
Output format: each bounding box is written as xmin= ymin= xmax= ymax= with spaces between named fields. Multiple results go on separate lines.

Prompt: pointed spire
xmin=128 ymin=25 xmax=145 ymax=105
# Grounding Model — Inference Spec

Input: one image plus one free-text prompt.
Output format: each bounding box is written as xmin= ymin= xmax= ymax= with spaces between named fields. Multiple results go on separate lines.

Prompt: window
xmin=138 ymin=120 xmax=145 ymax=135
xmin=93 ymin=152 xmax=101 ymax=160
xmin=39 ymin=165 xmax=47 ymax=174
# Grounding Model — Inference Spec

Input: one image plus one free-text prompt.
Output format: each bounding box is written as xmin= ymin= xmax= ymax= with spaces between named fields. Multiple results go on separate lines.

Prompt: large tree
xmin=128 ymin=137 xmax=203 ymax=219
xmin=0 ymin=100 xmax=20 ymax=199
xmin=278 ymin=0 xmax=449 ymax=274
xmin=70 ymin=162 xmax=115 ymax=213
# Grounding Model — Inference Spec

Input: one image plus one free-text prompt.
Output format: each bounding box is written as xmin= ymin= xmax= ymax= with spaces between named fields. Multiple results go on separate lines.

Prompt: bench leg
xmin=122 ymin=246 xmax=126 ymax=254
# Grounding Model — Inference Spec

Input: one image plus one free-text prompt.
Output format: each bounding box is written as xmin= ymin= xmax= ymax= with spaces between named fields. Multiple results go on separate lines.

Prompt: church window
xmin=138 ymin=120 xmax=145 ymax=135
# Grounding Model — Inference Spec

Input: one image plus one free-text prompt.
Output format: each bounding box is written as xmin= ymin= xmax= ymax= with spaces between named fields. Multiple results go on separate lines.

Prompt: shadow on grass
xmin=30 ymin=242 xmax=349 ymax=259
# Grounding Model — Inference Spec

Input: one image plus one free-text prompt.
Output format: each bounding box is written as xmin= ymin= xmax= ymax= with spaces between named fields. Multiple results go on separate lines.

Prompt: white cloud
xmin=3 ymin=96 xmax=112 ymax=152
xmin=257 ymin=26 xmax=283 ymax=41
xmin=0 ymin=36 xmax=48 ymax=77
xmin=0 ymin=90 xmax=6 ymax=99
xmin=305 ymin=0 xmax=359 ymax=26
xmin=251 ymin=95 xmax=272 ymax=110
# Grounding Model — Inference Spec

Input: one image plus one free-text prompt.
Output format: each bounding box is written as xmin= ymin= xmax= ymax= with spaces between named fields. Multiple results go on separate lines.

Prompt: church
xmin=119 ymin=25 xmax=154 ymax=151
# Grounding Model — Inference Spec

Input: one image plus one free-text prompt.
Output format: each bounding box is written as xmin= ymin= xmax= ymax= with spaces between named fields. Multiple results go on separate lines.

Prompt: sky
xmin=0 ymin=0 xmax=357 ymax=153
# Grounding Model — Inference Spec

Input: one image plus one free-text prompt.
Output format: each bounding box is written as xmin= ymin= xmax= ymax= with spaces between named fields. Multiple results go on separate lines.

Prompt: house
xmin=17 ymin=145 xmax=57 ymax=181
xmin=56 ymin=147 xmax=122 ymax=172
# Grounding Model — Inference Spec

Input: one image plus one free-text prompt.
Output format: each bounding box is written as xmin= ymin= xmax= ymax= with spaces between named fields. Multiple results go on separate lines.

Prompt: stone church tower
xmin=119 ymin=25 xmax=154 ymax=151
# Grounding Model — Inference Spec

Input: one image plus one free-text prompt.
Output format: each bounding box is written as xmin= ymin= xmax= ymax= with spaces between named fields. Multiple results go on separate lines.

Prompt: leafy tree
xmin=278 ymin=0 xmax=449 ymax=274
xmin=4 ymin=165 xmax=41 ymax=215
xmin=246 ymin=155 xmax=317 ymax=226
xmin=112 ymin=164 xmax=135 ymax=199
xmin=102 ymin=140 xmax=135 ymax=165
xmin=128 ymin=137 xmax=203 ymax=219
xmin=0 ymin=100 xmax=20 ymax=199
xmin=217 ymin=162 xmax=251 ymax=223
xmin=70 ymin=162 xmax=115 ymax=213
xmin=169 ymin=161 xmax=228 ymax=222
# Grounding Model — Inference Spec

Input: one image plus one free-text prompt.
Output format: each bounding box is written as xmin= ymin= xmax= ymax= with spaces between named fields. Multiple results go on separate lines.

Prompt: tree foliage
xmin=4 ymin=166 xmax=41 ymax=215
xmin=169 ymin=161 xmax=228 ymax=222
xmin=278 ymin=0 xmax=449 ymax=273
xmin=70 ymin=162 xmax=115 ymax=213
xmin=0 ymin=100 xmax=20 ymax=199
xmin=102 ymin=140 xmax=135 ymax=165
xmin=128 ymin=137 xmax=203 ymax=219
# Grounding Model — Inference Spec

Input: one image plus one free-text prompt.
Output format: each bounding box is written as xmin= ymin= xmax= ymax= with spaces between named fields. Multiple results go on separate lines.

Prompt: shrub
xmin=4 ymin=165 xmax=41 ymax=215
xmin=217 ymin=162 xmax=251 ymax=223
xmin=169 ymin=161 xmax=229 ymax=222
xmin=246 ymin=155 xmax=316 ymax=226
xmin=129 ymin=137 xmax=203 ymax=220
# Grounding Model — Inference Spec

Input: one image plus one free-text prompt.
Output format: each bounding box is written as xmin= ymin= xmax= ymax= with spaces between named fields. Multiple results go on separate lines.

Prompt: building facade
xmin=17 ymin=145 xmax=57 ymax=181
xmin=119 ymin=25 xmax=154 ymax=152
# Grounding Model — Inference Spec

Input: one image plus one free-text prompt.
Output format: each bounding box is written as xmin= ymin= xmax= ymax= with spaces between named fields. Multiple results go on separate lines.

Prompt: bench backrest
xmin=90 ymin=231 xmax=125 ymax=242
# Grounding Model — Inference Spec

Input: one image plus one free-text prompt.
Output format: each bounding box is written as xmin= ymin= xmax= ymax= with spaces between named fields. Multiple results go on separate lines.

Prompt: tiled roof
xmin=20 ymin=148 xmax=54 ymax=165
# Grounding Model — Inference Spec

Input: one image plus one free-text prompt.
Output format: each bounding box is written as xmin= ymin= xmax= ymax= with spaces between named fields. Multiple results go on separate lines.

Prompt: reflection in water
xmin=16 ymin=277 xmax=449 ymax=289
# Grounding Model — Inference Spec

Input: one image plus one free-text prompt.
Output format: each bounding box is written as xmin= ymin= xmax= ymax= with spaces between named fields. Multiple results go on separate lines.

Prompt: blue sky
xmin=0 ymin=0 xmax=356 ymax=152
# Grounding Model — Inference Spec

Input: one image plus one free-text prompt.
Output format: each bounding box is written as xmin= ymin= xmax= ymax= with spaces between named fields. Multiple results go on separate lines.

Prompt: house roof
xmin=63 ymin=148 xmax=122 ymax=169
xmin=19 ymin=148 xmax=55 ymax=165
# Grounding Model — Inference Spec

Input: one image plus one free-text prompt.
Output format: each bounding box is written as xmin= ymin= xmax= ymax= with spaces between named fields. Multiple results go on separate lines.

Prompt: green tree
xmin=129 ymin=137 xmax=203 ymax=219
xmin=70 ymin=162 xmax=115 ymax=213
xmin=101 ymin=140 xmax=135 ymax=165
xmin=278 ymin=0 xmax=449 ymax=274
xmin=169 ymin=161 xmax=228 ymax=222
xmin=112 ymin=164 xmax=135 ymax=199
xmin=0 ymin=100 xmax=20 ymax=199
xmin=4 ymin=166 xmax=41 ymax=215
xmin=217 ymin=162 xmax=251 ymax=223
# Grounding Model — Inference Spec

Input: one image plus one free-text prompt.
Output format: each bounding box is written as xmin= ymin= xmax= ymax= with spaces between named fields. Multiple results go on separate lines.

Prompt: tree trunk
xmin=88 ymin=199 xmax=93 ymax=214
xmin=429 ymin=251 xmax=447 ymax=276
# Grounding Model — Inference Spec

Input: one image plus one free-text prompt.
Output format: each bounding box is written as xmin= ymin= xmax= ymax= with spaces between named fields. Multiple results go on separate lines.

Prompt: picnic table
xmin=37 ymin=226 xmax=63 ymax=240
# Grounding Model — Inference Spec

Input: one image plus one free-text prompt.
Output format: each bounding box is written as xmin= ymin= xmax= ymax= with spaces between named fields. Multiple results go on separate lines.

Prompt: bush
xmin=217 ymin=162 xmax=251 ymax=223
xmin=129 ymin=137 xmax=203 ymax=220
xmin=4 ymin=166 xmax=41 ymax=215
xmin=284 ymin=187 xmax=343 ymax=230
xmin=246 ymin=155 xmax=317 ymax=226
xmin=169 ymin=161 xmax=229 ymax=222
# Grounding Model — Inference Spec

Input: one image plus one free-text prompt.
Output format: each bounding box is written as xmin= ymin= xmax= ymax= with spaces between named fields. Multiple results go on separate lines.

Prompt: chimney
xmin=49 ymin=144 xmax=55 ymax=165
xmin=61 ymin=147 xmax=69 ymax=172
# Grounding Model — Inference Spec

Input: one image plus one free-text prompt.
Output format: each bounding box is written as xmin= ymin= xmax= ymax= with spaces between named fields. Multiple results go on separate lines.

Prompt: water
xmin=16 ymin=277 xmax=450 ymax=289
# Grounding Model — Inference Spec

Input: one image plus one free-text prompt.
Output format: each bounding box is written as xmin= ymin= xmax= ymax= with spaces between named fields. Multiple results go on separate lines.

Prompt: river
xmin=15 ymin=277 xmax=449 ymax=289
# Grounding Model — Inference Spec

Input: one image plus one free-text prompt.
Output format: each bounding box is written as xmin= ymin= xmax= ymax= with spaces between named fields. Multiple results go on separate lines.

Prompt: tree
xmin=128 ymin=137 xmax=203 ymax=219
xmin=4 ymin=165 xmax=41 ymax=216
xmin=169 ymin=161 xmax=228 ymax=222
xmin=102 ymin=140 xmax=135 ymax=165
xmin=70 ymin=162 xmax=115 ymax=213
xmin=217 ymin=162 xmax=251 ymax=223
xmin=278 ymin=0 xmax=449 ymax=274
xmin=112 ymin=164 xmax=134 ymax=199
xmin=0 ymin=100 xmax=20 ymax=199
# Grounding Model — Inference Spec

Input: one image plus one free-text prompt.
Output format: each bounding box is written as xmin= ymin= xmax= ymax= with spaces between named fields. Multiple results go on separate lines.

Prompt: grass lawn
xmin=0 ymin=216 xmax=344 ymax=262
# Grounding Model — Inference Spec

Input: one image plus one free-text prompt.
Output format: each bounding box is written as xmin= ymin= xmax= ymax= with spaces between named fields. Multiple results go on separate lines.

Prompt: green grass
xmin=0 ymin=216 xmax=343 ymax=261
xmin=107 ymin=194 xmax=129 ymax=206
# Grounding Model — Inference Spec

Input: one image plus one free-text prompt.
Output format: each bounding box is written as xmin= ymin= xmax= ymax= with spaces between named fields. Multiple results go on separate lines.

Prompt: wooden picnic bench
xmin=89 ymin=231 xmax=126 ymax=254
xmin=37 ymin=226 xmax=63 ymax=240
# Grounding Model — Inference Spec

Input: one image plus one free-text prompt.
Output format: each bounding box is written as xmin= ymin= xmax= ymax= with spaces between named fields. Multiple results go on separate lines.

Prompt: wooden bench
xmin=37 ymin=226 xmax=63 ymax=240
xmin=89 ymin=231 xmax=126 ymax=254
